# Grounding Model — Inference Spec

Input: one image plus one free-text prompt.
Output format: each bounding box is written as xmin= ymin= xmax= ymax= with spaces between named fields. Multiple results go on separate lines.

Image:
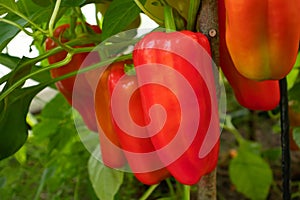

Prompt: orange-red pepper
xmin=133 ymin=31 xmax=220 ymax=185
xmin=94 ymin=60 xmax=170 ymax=185
xmin=218 ymin=0 xmax=280 ymax=110
xmin=45 ymin=23 xmax=101 ymax=131
xmin=225 ymin=0 xmax=300 ymax=80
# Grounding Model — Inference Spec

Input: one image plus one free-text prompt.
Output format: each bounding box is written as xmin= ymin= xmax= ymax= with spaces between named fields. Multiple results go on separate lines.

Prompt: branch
xmin=196 ymin=0 xmax=219 ymax=199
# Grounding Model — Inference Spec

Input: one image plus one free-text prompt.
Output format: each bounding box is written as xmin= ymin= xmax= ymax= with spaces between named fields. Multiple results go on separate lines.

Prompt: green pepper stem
xmin=163 ymin=4 xmax=176 ymax=31
xmin=48 ymin=0 xmax=62 ymax=37
xmin=187 ymin=0 xmax=201 ymax=31
xmin=183 ymin=185 xmax=190 ymax=200
xmin=139 ymin=184 xmax=159 ymax=200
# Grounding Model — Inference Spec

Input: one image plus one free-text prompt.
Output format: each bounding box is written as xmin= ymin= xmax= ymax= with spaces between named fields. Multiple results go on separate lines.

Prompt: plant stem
xmin=139 ymin=184 xmax=159 ymax=200
xmin=187 ymin=0 xmax=201 ymax=31
xmin=48 ymin=0 xmax=62 ymax=37
xmin=223 ymin=116 xmax=244 ymax=144
xmin=279 ymin=78 xmax=291 ymax=200
xmin=165 ymin=178 xmax=175 ymax=197
xmin=197 ymin=169 xmax=217 ymax=200
xmin=183 ymin=185 xmax=191 ymax=200
xmin=163 ymin=4 xmax=176 ymax=32
xmin=0 ymin=52 xmax=73 ymax=101
xmin=196 ymin=0 xmax=219 ymax=199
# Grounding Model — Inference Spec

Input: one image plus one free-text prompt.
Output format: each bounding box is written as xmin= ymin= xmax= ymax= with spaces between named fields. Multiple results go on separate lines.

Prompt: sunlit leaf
xmin=88 ymin=147 xmax=124 ymax=200
xmin=229 ymin=146 xmax=273 ymax=200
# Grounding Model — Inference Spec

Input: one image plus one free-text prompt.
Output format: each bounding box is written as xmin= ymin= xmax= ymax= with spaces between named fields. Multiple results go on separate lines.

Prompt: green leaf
xmin=0 ymin=0 xmax=18 ymax=13
xmin=32 ymin=93 xmax=78 ymax=153
xmin=289 ymin=81 xmax=300 ymax=102
xmin=262 ymin=148 xmax=281 ymax=161
xmin=101 ymin=0 xmax=146 ymax=40
xmin=0 ymin=0 xmax=52 ymax=52
xmin=293 ymin=127 xmax=300 ymax=148
xmin=229 ymin=147 xmax=273 ymax=200
xmin=17 ymin=0 xmax=52 ymax=24
xmin=32 ymin=0 xmax=52 ymax=7
xmin=0 ymin=54 xmax=52 ymax=84
xmin=0 ymin=15 xmax=25 ymax=52
xmin=61 ymin=0 xmax=86 ymax=7
xmin=0 ymin=57 xmax=47 ymax=160
xmin=287 ymin=52 xmax=300 ymax=90
xmin=14 ymin=145 xmax=27 ymax=165
xmin=88 ymin=147 xmax=124 ymax=200
xmin=0 ymin=85 xmax=46 ymax=160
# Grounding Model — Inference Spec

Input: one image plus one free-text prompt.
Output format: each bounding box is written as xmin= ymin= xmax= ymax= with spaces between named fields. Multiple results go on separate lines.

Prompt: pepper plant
xmin=0 ymin=0 xmax=299 ymax=200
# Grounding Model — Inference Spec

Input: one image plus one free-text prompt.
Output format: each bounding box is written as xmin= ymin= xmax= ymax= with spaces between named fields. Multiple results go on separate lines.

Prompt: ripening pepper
xmin=94 ymin=60 xmax=170 ymax=185
xmin=225 ymin=0 xmax=300 ymax=80
xmin=45 ymin=23 xmax=101 ymax=132
xmin=218 ymin=0 xmax=280 ymax=110
xmin=133 ymin=31 xmax=220 ymax=185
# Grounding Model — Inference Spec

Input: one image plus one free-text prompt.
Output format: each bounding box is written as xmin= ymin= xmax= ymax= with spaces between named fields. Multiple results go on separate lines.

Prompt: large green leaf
xmin=0 ymin=57 xmax=46 ymax=160
xmin=101 ymin=0 xmax=146 ymax=40
xmin=0 ymin=85 xmax=46 ymax=160
xmin=88 ymin=147 xmax=124 ymax=200
xmin=229 ymin=146 xmax=273 ymax=200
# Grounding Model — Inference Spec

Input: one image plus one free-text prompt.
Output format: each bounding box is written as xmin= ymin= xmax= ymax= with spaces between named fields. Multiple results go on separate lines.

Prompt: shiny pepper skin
xmin=133 ymin=31 xmax=220 ymax=185
xmin=94 ymin=60 xmax=170 ymax=185
xmin=225 ymin=0 xmax=300 ymax=80
xmin=45 ymin=23 xmax=101 ymax=132
xmin=218 ymin=0 xmax=280 ymax=111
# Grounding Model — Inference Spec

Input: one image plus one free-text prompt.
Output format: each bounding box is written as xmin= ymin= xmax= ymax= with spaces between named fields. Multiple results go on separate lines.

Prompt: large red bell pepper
xmin=225 ymin=0 xmax=300 ymax=80
xmin=45 ymin=23 xmax=101 ymax=132
xmin=94 ymin=60 xmax=170 ymax=185
xmin=218 ymin=0 xmax=280 ymax=111
xmin=133 ymin=31 xmax=220 ymax=185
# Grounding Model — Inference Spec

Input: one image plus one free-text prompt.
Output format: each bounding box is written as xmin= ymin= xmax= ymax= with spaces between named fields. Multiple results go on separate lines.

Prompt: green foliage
xmin=293 ymin=128 xmax=300 ymax=148
xmin=101 ymin=0 xmax=146 ymax=40
xmin=0 ymin=57 xmax=47 ymax=160
xmin=88 ymin=148 xmax=124 ymax=200
xmin=229 ymin=141 xmax=273 ymax=200
xmin=0 ymin=93 xmax=97 ymax=199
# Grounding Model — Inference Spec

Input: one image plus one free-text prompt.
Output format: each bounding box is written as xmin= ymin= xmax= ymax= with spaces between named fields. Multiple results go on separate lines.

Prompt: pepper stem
xmin=163 ymin=4 xmax=176 ymax=32
xmin=183 ymin=185 xmax=191 ymax=200
xmin=187 ymin=0 xmax=201 ymax=31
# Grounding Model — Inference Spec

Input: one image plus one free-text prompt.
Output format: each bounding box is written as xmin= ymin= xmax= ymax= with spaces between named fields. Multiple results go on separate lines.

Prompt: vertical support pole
xmin=196 ymin=0 xmax=218 ymax=199
xmin=279 ymin=78 xmax=291 ymax=200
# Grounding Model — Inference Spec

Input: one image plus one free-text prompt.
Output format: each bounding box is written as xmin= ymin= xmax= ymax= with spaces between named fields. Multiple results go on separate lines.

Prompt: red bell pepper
xmin=218 ymin=0 xmax=280 ymax=111
xmin=45 ymin=23 xmax=101 ymax=131
xmin=133 ymin=31 xmax=220 ymax=185
xmin=224 ymin=0 xmax=300 ymax=80
xmin=94 ymin=60 xmax=170 ymax=185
